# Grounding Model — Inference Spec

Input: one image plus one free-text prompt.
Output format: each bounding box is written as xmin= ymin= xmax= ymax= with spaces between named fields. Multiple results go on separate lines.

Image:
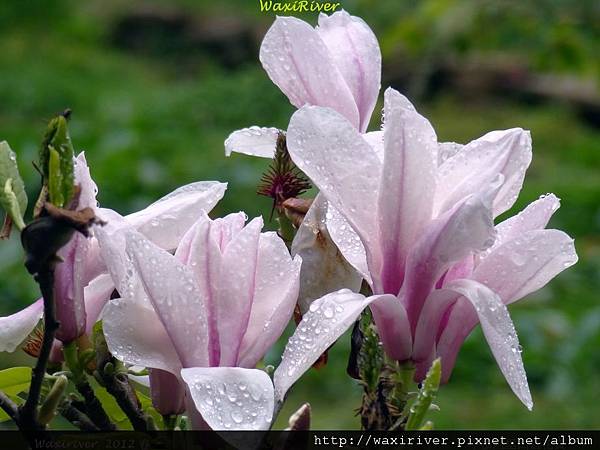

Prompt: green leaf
xmin=48 ymin=146 xmax=64 ymax=208
xmin=91 ymin=379 xmax=128 ymax=426
xmin=0 ymin=367 xmax=30 ymax=422
xmin=0 ymin=367 xmax=31 ymax=397
xmin=0 ymin=141 xmax=28 ymax=230
xmin=90 ymin=380 xmax=160 ymax=430
xmin=405 ymin=358 xmax=441 ymax=430
xmin=137 ymin=390 xmax=162 ymax=428
xmin=40 ymin=115 xmax=75 ymax=208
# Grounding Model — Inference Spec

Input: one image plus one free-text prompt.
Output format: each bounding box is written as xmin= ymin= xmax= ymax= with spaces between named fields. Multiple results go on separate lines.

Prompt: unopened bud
xmin=38 ymin=375 xmax=69 ymax=425
xmin=282 ymin=197 xmax=313 ymax=228
xmin=285 ymin=403 xmax=311 ymax=431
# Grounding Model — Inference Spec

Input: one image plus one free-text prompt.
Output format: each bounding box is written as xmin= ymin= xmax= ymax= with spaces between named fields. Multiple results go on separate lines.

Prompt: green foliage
xmin=0 ymin=367 xmax=31 ymax=422
xmin=0 ymin=0 xmax=598 ymax=430
xmin=405 ymin=358 xmax=441 ymax=430
xmin=0 ymin=141 xmax=28 ymax=230
xmin=40 ymin=114 xmax=75 ymax=208
xmin=0 ymin=367 xmax=31 ymax=398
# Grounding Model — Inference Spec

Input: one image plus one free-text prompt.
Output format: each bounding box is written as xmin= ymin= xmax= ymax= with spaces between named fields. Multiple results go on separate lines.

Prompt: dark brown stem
xmin=102 ymin=372 xmax=150 ymax=431
xmin=75 ymin=380 xmax=116 ymax=430
xmin=0 ymin=390 xmax=19 ymax=422
xmin=18 ymin=267 xmax=58 ymax=430
xmin=58 ymin=401 xmax=100 ymax=431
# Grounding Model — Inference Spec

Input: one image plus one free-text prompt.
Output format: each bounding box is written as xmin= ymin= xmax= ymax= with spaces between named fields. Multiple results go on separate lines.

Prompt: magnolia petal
xmin=437 ymin=142 xmax=463 ymax=166
xmin=216 ymin=217 xmax=263 ymax=367
xmin=475 ymin=229 xmax=578 ymax=306
xmin=238 ymin=232 xmax=301 ymax=368
xmin=413 ymin=289 xmax=460 ymax=363
xmin=84 ymin=273 xmax=117 ymax=334
xmin=176 ymin=212 xmax=249 ymax=366
xmin=0 ymin=299 xmax=43 ymax=352
xmin=435 ymin=128 xmax=532 ymax=217
xmin=94 ymin=211 xmax=140 ymax=298
xmin=369 ymin=294 xmax=412 ymax=361
xmin=181 ymin=367 xmax=274 ymax=431
xmin=125 ymin=181 xmax=227 ymax=251
xmin=402 ymin=184 xmax=498 ymax=330
xmin=363 ymin=131 xmax=384 ymax=162
xmin=174 ymin=212 xmax=221 ymax=366
xmin=287 ymin=106 xmax=382 ymax=276
xmin=438 ymin=229 xmax=578 ymax=383
xmin=291 ymin=195 xmax=362 ymax=314
xmin=126 ymin=231 xmax=210 ymax=368
xmin=103 ymin=297 xmax=181 ymax=375
xmin=440 ymin=279 xmax=532 ymax=409
xmin=260 ymin=16 xmax=360 ymax=129
xmin=210 ymin=212 xmax=248 ymax=253
xmin=490 ymin=194 xmax=560 ymax=252
xmin=377 ymin=88 xmax=437 ymax=295
xmin=316 ymin=11 xmax=381 ymax=132
xmin=54 ymin=232 xmax=88 ymax=343
xmin=224 ymin=127 xmax=280 ymax=158
xmin=273 ymin=290 xmax=388 ymax=402
xmin=326 ymin=202 xmax=371 ymax=285
xmin=49 ymin=153 xmax=98 ymax=343
xmin=74 ymin=152 xmax=98 ymax=210
xmin=434 ymin=297 xmax=473 ymax=383
xmin=149 ymin=369 xmax=186 ymax=415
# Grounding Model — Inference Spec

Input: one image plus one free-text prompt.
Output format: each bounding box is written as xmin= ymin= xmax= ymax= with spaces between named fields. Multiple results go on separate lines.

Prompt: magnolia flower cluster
xmin=0 ymin=11 xmax=577 ymax=430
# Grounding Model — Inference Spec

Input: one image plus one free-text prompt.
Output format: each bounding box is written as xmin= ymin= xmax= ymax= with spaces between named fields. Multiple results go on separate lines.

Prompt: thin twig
xmin=74 ymin=380 xmax=116 ymax=430
xmin=0 ymin=390 xmax=19 ymax=422
xmin=19 ymin=267 xmax=59 ymax=429
xmin=58 ymin=401 xmax=100 ymax=431
xmin=102 ymin=372 xmax=151 ymax=431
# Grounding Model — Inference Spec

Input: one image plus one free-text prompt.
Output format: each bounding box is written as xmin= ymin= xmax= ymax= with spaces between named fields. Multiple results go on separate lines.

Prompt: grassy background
xmin=0 ymin=0 xmax=599 ymax=429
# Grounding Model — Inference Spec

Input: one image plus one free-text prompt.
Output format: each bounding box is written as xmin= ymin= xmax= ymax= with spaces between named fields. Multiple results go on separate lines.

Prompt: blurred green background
xmin=1 ymin=0 xmax=599 ymax=429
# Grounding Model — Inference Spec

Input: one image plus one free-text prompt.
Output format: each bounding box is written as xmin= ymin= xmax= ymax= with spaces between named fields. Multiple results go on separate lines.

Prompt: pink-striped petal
xmin=216 ymin=217 xmax=262 ymax=367
xmin=437 ymin=229 xmax=578 ymax=384
xmin=260 ymin=16 xmax=359 ymax=129
xmin=369 ymin=294 xmax=412 ymax=361
xmin=224 ymin=127 xmax=280 ymax=158
xmin=363 ymin=131 xmax=384 ymax=162
xmin=149 ymin=369 xmax=185 ymax=415
xmin=287 ymin=106 xmax=382 ymax=280
xmin=273 ymin=290 xmax=389 ymax=403
xmin=103 ymin=297 xmax=181 ymax=375
xmin=435 ymin=128 xmax=532 ymax=217
xmin=402 ymin=184 xmax=498 ymax=331
xmin=54 ymin=232 xmax=88 ymax=343
xmin=316 ymin=11 xmax=381 ymax=132
xmin=126 ymin=230 xmax=209 ymax=368
xmin=73 ymin=152 xmax=98 ymax=210
xmin=487 ymin=193 xmax=560 ymax=255
xmin=124 ymin=181 xmax=227 ymax=251
xmin=181 ymin=367 xmax=274 ymax=431
xmin=436 ymin=279 xmax=532 ymax=409
xmin=238 ymin=232 xmax=301 ymax=368
xmin=0 ymin=299 xmax=43 ymax=352
xmin=377 ymin=88 xmax=437 ymax=295
xmin=84 ymin=274 xmax=116 ymax=334
xmin=475 ymin=229 xmax=578 ymax=306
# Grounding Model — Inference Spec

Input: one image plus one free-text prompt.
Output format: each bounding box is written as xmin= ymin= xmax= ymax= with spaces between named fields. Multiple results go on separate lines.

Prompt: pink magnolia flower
xmin=183 ymin=288 xmax=392 ymax=430
xmin=97 ymin=212 xmax=302 ymax=420
xmin=284 ymin=87 xmax=578 ymax=409
xmin=224 ymin=11 xmax=381 ymax=311
xmin=224 ymin=10 xmax=381 ymax=157
xmin=0 ymin=154 xmax=226 ymax=353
